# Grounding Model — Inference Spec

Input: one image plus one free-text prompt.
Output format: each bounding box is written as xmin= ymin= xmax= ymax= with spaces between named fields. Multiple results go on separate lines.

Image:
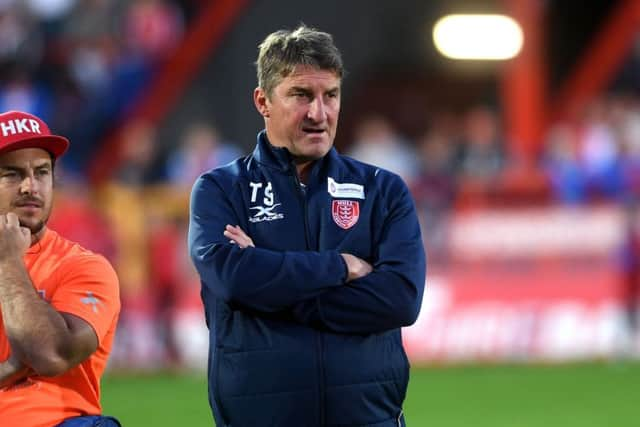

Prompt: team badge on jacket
xmin=332 ymin=200 xmax=360 ymax=229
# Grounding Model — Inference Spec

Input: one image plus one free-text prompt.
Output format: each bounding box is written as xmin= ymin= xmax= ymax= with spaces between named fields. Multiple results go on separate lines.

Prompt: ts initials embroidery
xmin=249 ymin=181 xmax=284 ymax=223
xmin=332 ymin=200 xmax=360 ymax=229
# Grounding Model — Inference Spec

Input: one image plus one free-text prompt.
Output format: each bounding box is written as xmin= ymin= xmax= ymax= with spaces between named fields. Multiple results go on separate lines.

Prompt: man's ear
xmin=253 ymin=87 xmax=270 ymax=118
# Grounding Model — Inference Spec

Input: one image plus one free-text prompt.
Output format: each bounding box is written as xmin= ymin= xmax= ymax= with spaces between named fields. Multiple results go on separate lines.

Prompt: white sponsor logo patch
xmin=327 ymin=177 xmax=365 ymax=199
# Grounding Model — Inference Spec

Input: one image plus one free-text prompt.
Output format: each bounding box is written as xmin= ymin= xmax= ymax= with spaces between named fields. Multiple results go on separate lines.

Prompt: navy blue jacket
xmin=188 ymin=131 xmax=426 ymax=427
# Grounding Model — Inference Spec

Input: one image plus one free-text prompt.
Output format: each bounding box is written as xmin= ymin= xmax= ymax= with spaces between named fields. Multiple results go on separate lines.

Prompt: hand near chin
xmin=0 ymin=213 xmax=32 ymax=261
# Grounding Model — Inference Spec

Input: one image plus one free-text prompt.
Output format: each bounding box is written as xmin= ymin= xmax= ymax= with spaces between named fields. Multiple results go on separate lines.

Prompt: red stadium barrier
xmin=404 ymin=205 xmax=634 ymax=362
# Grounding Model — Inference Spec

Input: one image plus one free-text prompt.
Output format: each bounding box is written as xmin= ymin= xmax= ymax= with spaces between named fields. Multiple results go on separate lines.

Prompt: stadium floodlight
xmin=433 ymin=14 xmax=523 ymax=60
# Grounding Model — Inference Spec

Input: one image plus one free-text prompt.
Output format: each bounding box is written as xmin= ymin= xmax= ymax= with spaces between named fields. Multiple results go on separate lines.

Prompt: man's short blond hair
xmin=256 ymin=25 xmax=344 ymax=97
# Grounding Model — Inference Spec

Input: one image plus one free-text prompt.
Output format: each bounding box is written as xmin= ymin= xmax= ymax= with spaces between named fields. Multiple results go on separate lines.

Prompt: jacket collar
xmin=252 ymin=130 xmax=340 ymax=177
xmin=252 ymin=130 xmax=292 ymax=172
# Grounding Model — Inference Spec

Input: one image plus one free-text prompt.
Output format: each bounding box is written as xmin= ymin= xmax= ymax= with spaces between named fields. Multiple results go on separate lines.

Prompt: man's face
xmin=0 ymin=148 xmax=53 ymax=237
xmin=255 ymin=66 xmax=341 ymax=163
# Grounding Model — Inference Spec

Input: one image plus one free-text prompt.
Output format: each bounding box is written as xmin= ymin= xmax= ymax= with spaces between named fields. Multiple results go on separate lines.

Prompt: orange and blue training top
xmin=0 ymin=228 xmax=120 ymax=427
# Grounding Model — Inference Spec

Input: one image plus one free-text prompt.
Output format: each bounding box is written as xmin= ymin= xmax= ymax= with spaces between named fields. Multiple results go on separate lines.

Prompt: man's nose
xmin=307 ymin=97 xmax=327 ymax=122
xmin=20 ymin=175 xmax=38 ymax=194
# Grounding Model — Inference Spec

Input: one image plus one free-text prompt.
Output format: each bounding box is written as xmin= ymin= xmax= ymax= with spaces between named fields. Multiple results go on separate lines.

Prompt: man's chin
xmin=18 ymin=219 xmax=46 ymax=235
xmin=298 ymin=141 xmax=332 ymax=160
xmin=295 ymin=152 xmax=328 ymax=164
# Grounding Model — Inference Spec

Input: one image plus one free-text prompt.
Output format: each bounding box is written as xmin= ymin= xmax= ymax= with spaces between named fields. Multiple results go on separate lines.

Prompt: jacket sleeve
xmin=188 ymin=172 xmax=347 ymax=313
xmin=292 ymin=176 xmax=426 ymax=334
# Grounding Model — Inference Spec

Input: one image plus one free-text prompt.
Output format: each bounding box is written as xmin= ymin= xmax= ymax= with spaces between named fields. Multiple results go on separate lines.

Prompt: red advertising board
xmin=403 ymin=205 xmax=637 ymax=362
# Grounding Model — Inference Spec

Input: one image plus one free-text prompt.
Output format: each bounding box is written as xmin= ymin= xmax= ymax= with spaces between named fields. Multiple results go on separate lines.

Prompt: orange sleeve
xmin=49 ymin=254 xmax=120 ymax=345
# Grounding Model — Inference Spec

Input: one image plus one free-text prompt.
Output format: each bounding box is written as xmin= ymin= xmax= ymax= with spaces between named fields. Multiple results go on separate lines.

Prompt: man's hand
xmin=0 ymin=213 xmax=31 ymax=262
xmin=0 ymin=354 xmax=31 ymax=389
xmin=223 ymin=225 xmax=255 ymax=249
xmin=341 ymin=254 xmax=373 ymax=282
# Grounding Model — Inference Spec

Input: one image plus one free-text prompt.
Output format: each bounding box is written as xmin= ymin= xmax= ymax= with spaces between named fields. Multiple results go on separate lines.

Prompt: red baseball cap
xmin=0 ymin=110 xmax=69 ymax=159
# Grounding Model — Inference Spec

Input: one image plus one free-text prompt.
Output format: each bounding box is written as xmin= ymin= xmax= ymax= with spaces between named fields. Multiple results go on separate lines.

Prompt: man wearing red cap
xmin=0 ymin=111 xmax=121 ymax=427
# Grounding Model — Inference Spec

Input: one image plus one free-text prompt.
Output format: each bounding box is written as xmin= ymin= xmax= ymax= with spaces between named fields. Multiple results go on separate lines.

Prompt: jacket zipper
xmin=292 ymin=167 xmax=325 ymax=427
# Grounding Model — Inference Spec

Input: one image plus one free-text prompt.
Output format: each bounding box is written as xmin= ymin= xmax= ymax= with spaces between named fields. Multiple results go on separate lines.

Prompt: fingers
xmin=341 ymin=253 xmax=373 ymax=282
xmin=225 ymin=225 xmax=243 ymax=234
xmin=20 ymin=226 xmax=32 ymax=241
xmin=0 ymin=214 xmax=23 ymax=236
xmin=0 ymin=213 xmax=30 ymax=236
xmin=1 ymin=213 xmax=19 ymax=227
xmin=223 ymin=225 xmax=255 ymax=248
xmin=0 ymin=213 xmax=32 ymax=257
xmin=223 ymin=225 xmax=242 ymax=241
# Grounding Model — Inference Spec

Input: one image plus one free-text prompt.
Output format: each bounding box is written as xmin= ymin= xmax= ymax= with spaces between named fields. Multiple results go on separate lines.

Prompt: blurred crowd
xmin=3 ymin=0 xmax=640 ymax=368
xmin=351 ymin=95 xmax=640 ymax=265
xmin=0 ymin=0 xmax=189 ymax=176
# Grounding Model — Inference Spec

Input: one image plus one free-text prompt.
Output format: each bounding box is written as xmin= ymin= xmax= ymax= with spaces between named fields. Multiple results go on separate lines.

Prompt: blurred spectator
xmin=0 ymin=66 xmax=52 ymax=120
xmin=542 ymin=122 xmax=587 ymax=204
xmin=121 ymin=0 xmax=184 ymax=64
xmin=411 ymin=125 xmax=459 ymax=265
xmin=166 ymin=121 xmax=242 ymax=188
xmin=456 ymin=105 xmax=506 ymax=207
xmin=458 ymin=105 xmax=505 ymax=181
xmin=0 ymin=2 xmax=44 ymax=70
xmin=578 ymin=100 xmax=624 ymax=200
xmin=61 ymin=0 xmax=119 ymax=97
xmin=347 ymin=114 xmax=419 ymax=184
xmin=113 ymin=119 xmax=166 ymax=185
xmin=99 ymin=119 xmax=165 ymax=369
